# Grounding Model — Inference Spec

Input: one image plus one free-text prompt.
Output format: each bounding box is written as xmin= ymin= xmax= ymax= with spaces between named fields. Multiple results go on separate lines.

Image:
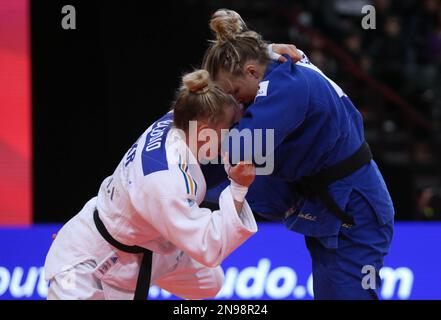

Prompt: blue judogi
xmin=203 ymin=55 xmax=394 ymax=299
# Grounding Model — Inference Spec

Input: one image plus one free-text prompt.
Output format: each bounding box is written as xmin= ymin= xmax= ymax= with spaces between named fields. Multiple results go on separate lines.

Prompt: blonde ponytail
xmin=203 ymin=9 xmax=269 ymax=79
xmin=173 ymin=69 xmax=237 ymax=131
xmin=182 ymin=69 xmax=211 ymax=94
xmin=209 ymin=9 xmax=247 ymax=42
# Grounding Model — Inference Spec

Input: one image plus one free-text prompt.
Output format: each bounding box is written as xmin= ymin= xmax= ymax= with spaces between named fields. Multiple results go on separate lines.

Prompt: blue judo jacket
xmin=204 ymin=55 xmax=394 ymax=248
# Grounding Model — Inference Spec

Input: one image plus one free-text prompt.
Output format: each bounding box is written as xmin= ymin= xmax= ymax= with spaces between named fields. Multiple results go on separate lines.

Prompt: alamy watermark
xmin=361 ymin=5 xmax=376 ymax=30
xmin=142 ymin=120 xmax=275 ymax=176
xmin=61 ymin=5 xmax=76 ymax=30
xmin=361 ymin=264 xmax=377 ymax=290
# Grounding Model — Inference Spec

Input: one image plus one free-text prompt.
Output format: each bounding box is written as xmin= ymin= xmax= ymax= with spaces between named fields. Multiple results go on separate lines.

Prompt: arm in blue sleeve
xmin=245 ymin=175 xmax=298 ymax=221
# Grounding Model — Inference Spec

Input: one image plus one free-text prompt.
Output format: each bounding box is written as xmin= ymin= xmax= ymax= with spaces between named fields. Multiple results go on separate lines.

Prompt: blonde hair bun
xmin=182 ymin=69 xmax=211 ymax=94
xmin=210 ymin=9 xmax=246 ymax=42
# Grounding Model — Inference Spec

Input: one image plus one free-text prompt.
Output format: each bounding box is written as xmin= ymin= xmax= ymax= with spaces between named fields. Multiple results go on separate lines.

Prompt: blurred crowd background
xmin=30 ymin=0 xmax=441 ymax=223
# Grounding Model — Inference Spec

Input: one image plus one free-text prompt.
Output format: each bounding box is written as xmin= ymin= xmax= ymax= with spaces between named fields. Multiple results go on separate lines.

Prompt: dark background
xmin=32 ymin=0 xmax=213 ymax=222
xmin=32 ymin=0 xmax=441 ymax=223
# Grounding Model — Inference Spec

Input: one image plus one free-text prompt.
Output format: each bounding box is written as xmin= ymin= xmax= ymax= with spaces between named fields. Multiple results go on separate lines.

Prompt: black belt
xmin=292 ymin=142 xmax=373 ymax=226
xmin=93 ymin=209 xmax=152 ymax=300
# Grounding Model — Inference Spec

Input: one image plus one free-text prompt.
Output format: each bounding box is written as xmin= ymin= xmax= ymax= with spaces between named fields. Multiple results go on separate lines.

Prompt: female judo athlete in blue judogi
xmin=201 ymin=9 xmax=395 ymax=300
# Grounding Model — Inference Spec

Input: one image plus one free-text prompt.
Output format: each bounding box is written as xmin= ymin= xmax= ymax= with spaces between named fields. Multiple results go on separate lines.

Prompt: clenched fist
xmin=228 ymin=161 xmax=256 ymax=187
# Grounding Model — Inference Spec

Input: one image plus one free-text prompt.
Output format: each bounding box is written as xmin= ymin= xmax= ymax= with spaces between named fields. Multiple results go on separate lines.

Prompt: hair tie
xmin=196 ymin=86 xmax=210 ymax=94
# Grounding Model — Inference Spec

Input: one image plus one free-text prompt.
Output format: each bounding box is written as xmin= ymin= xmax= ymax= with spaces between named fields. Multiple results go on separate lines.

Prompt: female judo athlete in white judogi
xmin=44 ymin=69 xmax=258 ymax=300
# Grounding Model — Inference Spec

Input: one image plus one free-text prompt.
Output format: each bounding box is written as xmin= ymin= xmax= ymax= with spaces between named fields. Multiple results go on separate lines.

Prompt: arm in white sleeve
xmin=131 ymin=173 xmax=258 ymax=268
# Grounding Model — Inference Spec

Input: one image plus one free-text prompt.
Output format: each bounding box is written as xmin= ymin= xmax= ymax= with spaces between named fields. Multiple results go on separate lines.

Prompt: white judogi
xmin=44 ymin=112 xmax=257 ymax=300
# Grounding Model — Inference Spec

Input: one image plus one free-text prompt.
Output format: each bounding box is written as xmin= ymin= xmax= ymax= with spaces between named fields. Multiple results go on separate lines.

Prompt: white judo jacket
xmin=44 ymin=112 xmax=258 ymax=299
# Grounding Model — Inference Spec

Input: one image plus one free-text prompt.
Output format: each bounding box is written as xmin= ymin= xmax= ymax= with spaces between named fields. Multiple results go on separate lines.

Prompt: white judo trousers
xmin=46 ymin=198 xmax=227 ymax=300
xmin=44 ymin=119 xmax=257 ymax=300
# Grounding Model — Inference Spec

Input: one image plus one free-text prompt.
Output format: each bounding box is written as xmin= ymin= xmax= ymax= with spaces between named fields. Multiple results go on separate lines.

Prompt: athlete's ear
xmin=244 ymin=64 xmax=259 ymax=79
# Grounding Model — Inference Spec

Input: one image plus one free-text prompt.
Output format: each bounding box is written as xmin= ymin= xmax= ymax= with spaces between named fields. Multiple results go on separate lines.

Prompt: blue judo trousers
xmin=203 ymin=54 xmax=394 ymax=299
